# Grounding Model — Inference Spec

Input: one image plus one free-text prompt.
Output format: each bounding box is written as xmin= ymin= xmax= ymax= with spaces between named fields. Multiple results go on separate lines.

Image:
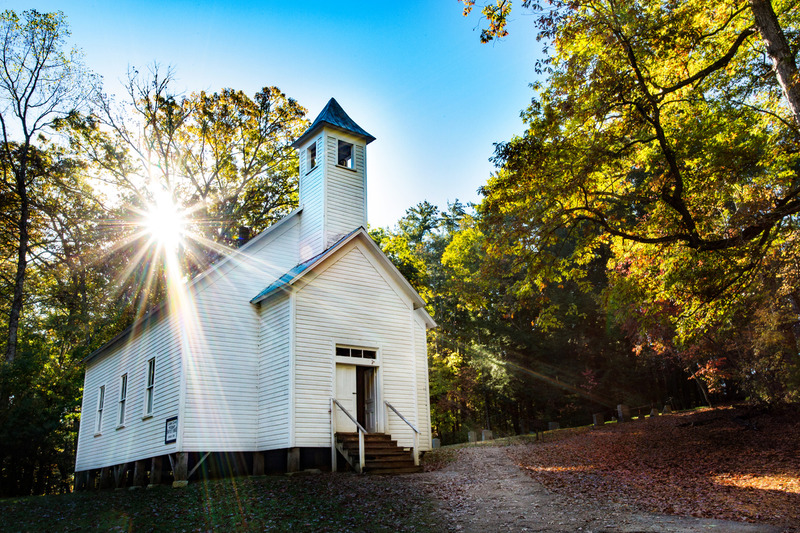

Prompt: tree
xmin=68 ymin=67 xmax=307 ymax=271
xmin=0 ymin=143 xmax=110 ymax=496
xmin=464 ymin=0 xmax=800 ymax=400
xmin=375 ymin=201 xmax=658 ymax=441
xmin=0 ymin=9 xmax=95 ymax=362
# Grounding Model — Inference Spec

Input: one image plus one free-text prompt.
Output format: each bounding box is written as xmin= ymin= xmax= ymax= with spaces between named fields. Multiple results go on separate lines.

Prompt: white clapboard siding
xmin=299 ymin=135 xmax=325 ymax=260
xmin=257 ymin=293 xmax=292 ymax=449
xmin=182 ymin=216 xmax=301 ymax=452
xmin=414 ymin=315 xmax=433 ymax=450
xmin=324 ymin=133 xmax=366 ymax=247
xmin=294 ymin=241 xmax=418 ymax=448
xmin=75 ymin=313 xmax=182 ymax=471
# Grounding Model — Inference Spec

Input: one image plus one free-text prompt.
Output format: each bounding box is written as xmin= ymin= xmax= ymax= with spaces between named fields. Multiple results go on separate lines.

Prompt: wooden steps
xmin=335 ymin=432 xmax=422 ymax=474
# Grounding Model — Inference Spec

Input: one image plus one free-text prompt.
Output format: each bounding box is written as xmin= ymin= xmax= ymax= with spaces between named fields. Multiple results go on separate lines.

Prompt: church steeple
xmin=293 ymin=99 xmax=375 ymax=260
xmin=292 ymin=98 xmax=375 ymax=149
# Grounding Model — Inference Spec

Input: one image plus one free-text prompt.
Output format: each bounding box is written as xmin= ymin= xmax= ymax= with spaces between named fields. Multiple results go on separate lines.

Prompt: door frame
xmin=356 ymin=366 xmax=377 ymax=432
xmin=332 ymin=343 xmax=383 ymax=433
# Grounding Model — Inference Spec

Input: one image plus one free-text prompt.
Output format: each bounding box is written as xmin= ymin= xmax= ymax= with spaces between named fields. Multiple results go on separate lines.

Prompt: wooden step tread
xmin=342 ymin=441 xmax=399 ymax=450
xmin=336 ymin=433 xmax=392 ymax=439
xmin=366 ymin=460 xmax=417 ymax=467
xmin=366 ymin=466 xmax=423 ymax=475
xmin=336 ymin=432 xmax=420 ymax=476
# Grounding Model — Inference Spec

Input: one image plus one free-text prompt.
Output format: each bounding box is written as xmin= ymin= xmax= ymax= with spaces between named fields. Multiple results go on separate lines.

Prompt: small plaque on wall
xmin=165 ymin=416 xmax=178 ymax=444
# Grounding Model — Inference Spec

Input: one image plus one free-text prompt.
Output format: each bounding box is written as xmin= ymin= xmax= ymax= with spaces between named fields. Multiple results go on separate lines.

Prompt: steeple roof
xmin=292 ymin=98 xmax=376 ymax=148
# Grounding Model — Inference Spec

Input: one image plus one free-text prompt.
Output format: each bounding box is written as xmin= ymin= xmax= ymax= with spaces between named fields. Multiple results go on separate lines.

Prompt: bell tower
xmin=292 ymin=98 xmax=376 ymax=261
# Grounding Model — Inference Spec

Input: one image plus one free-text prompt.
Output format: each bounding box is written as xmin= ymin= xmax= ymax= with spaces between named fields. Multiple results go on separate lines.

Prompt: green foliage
xmin=467 ymin=0 xmax=800 ymax=404
xmin=0 ymin=11 xmax=101 ymax=496
xmin=0 ymin=143 xmax=105 ymax=495
xmin=0 ymin=346 xmax=82 ymax=496
xmin=0 ymin=8 xmax=97 ymax=363
xmin=376 ymin=199 xmax=694 ymax=444
xmin=66 ymin=66 xmax=307 ymax=250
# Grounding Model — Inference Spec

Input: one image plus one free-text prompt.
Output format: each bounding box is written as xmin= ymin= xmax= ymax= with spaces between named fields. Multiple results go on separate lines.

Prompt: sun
xmin=143 ymin=191 xmax=186 ymax=252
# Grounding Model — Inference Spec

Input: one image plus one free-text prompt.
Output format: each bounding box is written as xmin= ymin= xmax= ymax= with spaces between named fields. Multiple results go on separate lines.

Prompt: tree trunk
xmin=750 ymin=0 xmax=800 ymax=124
xmin=691 ymin=367 xmax=713 ymax=408
xmin=5 ymin=161 xmax=29 ymax=363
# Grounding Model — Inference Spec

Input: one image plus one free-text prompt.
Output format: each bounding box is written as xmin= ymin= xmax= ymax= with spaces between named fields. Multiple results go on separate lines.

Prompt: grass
xmin=0 ymin=472 xmax=440 ymax=532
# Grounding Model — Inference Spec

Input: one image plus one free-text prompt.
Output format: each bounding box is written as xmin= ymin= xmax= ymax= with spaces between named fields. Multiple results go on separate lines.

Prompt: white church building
xmin=74 ymin=99 xmax=435 ymax=488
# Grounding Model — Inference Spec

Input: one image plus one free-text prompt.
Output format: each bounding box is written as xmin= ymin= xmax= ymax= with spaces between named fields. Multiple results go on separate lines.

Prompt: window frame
xmin=143 ymin=358 xmax=155 ymax=419
xmin=335 ymin=345 xmax=378 ymax=365
xmin=337 ymin=139 xmax=356 ymax=170
xmin=306 ymin=142 xmax=318 ymax=173
xmin=117 ymin=373 xmax=127 ymax=428
xmin=95 ymin=385 xmax=105 ymax=436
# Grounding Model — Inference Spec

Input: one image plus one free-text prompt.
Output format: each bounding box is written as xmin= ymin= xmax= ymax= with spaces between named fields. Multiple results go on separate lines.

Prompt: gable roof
xmin=291 ymin=98 xmax=376 ymax=148
xmin=250 ymin=227 xmax=436 ymax=328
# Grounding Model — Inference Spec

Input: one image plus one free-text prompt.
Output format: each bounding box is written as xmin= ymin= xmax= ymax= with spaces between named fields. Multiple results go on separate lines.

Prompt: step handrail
xmin=384 ymin=401 xmax=420 ymax=465
xmin=331 ymin=398 xmax=366 ymax=473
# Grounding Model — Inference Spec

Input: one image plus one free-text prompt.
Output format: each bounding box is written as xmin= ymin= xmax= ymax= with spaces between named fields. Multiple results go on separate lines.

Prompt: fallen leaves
xmin=508 ymin=405 xmax=800 ymax=531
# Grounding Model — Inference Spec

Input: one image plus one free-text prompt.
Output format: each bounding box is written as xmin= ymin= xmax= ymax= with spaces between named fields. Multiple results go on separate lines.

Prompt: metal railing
xmin=331 ymin=398 xmax=367 ymax=473
xmin=384 ymin=401 xmax=420 ymax=466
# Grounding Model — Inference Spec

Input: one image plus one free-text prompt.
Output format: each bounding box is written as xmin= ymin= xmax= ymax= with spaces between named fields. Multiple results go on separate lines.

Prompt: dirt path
xmin=413 ymin=446 xmax=782 ymax=533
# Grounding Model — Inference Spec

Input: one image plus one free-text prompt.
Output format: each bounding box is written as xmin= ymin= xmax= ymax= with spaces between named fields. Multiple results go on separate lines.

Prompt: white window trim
xmin=117 ymin=373 xmax=127 ymax=429
xmin=306 ymin=141 xmax=318 ymax=173
xmin=336 ymin=139 xmax=356 ymax=170
xmin=334 ymin=344 xmax=379 ymax=367
xmin=94 ymin=384 xmax=105 ymax=436
xmin=143 ymin=357 xmax=155 ymax=419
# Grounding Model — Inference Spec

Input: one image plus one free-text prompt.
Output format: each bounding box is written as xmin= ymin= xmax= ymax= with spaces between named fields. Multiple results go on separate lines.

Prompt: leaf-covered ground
xmin=3 ymin=406 xmax=797 ymax=532
xmin=0 ymin=472 xmax=440 ymax=532
xmin=508 ymin=406 xmax=800 ymax=531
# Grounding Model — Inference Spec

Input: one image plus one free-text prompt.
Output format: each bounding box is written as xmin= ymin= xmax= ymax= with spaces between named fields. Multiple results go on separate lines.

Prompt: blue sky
xmin=3 ymin=1 xmax=541 ymax=228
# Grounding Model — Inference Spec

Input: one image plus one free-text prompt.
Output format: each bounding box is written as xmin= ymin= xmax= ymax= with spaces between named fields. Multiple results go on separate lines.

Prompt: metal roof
xmin=250 ymin=228 xmax=361 ymax=304
xmin=292 ymin=98 xmax=376 ymax=148
xmin=249 ymin=254 xmax=318 ymax=303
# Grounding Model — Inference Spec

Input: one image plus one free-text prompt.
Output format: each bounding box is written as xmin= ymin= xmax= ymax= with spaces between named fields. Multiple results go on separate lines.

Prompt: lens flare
xmin=143 ymin=191 xmax=186 ymax=252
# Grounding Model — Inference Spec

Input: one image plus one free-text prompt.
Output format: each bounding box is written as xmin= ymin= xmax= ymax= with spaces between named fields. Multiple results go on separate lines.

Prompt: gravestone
xmin=468 ymin=431 xmax=477 ymax=443
xmin=482 ymin=429 xmax=493 ymax=441
xmin=593 ymin=413 xmax=604 ymax=427
xmin=432 ymin=438 xmax=441 ymax=449
xmin=617 ymin=404 xmax=631 ymax=422
xmin=548 ymin=422 xmax=560 ymax=431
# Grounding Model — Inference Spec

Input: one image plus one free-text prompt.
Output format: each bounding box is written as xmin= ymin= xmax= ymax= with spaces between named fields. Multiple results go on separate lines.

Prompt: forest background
xmin=3 ymin=0 xmax=800 ymax=496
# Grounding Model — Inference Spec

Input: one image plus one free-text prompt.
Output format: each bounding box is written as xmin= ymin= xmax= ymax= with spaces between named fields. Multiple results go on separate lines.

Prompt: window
xmin=95 ymin=385 xmax=105 ymax=434
xmin=337 ymin=140 xmax=355 ymax=169
xmin=144 ymin=358 xmax=155 ymax=417
xmin=336 ymin=346 xmax=377 ymax=359
xmin=307 ymin=142 xmax=317 ymax=171
xmin=117 ymin=374 xmax=127 ymax=427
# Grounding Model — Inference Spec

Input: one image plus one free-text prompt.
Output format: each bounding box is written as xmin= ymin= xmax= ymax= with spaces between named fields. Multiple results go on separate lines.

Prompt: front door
xmin=335 ymin=364 xmax=357 ymax=432
xmin=336 ymin=364 xmax=378 ymax=433
xmin=360 ymin=367 xmax=377 ymax=432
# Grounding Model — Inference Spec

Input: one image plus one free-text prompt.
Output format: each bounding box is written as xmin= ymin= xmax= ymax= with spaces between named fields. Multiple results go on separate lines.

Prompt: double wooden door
xmin=335 ymin=364 xmax=376 ymax=432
